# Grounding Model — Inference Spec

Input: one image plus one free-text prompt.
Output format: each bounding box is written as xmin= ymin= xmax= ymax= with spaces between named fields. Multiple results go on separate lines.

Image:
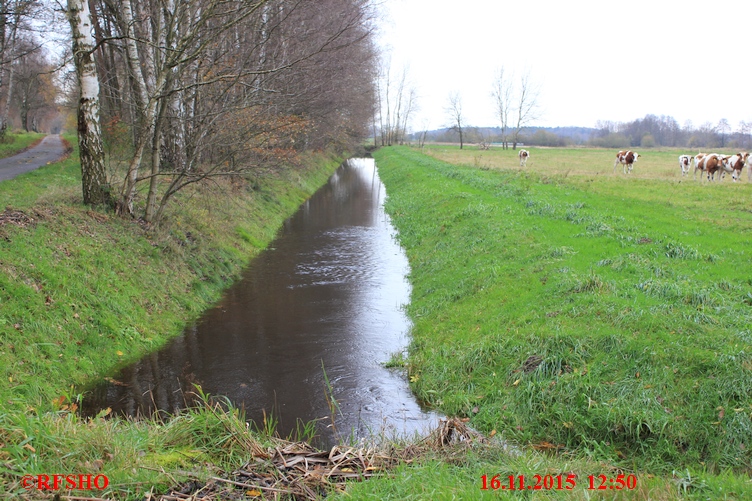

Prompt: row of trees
xmin=374 ymin=65 xmax=749 ymax=151
xmin=427 ymin=119 xmax=752 ymax=150
xmin=414 ymin=117 xmax=752 ymax=150
xmin=421 ymin=126 xmax=568 ymax=147
xmin=375 ymin=61 xmax=417 ymax=147
xmin=65 ymin=0 xmax=377 ymax=220
xmin=0 ymin=0 xmax=61 ymax=136
xmin=592 ymin=115 xmax=752 ymax=150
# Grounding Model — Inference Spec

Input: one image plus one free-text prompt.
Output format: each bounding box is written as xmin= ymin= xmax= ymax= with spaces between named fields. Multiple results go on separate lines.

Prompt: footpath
xmin=0 ymin=134 xmax=66 ymax=182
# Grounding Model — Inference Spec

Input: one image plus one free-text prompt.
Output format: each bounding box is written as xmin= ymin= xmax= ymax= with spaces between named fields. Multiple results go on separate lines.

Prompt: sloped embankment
xmin=373 ymin=146 xmax=752 ymax=475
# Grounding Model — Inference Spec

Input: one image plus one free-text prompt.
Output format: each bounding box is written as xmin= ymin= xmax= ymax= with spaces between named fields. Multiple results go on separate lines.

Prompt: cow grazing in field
xmin=694 ymin=153 xmax=728 ymax=181
xmin=613 ymin=150 xmax=640 ymax=174
xmin=679 ymin=155 xmax=694 ymax=176
xmin=725 ymin=152 xmax=749 ymax=182
xmin=519 ymin=149 xmax=529 ymax=167
xmin=693 ymin=153 xmax=706 ymax=179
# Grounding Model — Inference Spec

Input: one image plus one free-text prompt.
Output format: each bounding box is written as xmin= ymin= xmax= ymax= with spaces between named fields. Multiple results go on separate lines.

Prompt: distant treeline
xmin=412 ymin=114 xmax=752 ymax=149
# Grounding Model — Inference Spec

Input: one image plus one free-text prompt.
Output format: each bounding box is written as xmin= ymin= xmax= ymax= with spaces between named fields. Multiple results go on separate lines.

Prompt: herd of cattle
xmin=516 ymin=148 xmax=752 ymax=181
xmin=675 ymin=152 xmax=750 ymax=182
xmin=615 ymin=150 xmax=751 ymax=181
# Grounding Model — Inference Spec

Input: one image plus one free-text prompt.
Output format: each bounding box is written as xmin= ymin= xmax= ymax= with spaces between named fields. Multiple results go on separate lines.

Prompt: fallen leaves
xmin=52 ymin=395 xmax=78 ymax=413
xmin=532 ymin=441 xmax=564 ymax=451
xmin=160 ymin=418 xmax=487 ymax=500
xmin=0 ymin=208 xmax=35 ymax=228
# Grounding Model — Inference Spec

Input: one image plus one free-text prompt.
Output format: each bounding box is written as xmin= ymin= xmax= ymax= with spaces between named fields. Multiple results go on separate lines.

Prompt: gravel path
xmin=0 ymin=134 xmax=67 ymax=182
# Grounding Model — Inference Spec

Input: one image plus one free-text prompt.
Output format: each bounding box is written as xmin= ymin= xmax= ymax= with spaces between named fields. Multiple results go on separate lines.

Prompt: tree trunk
xmin=0 ymin=9 xmax=18 ymax=134
xmin=20 ymin=99 xmax=28 ymax=131
xmin=67 ymin=0 xmax=110 ymax=206
xmin=115 ymin=0 xmax=153 ymax=215
xmin=0 ymin=1 xmax=7 ymax=137
xmin=144 ymin=97 xmax=166 ymax=223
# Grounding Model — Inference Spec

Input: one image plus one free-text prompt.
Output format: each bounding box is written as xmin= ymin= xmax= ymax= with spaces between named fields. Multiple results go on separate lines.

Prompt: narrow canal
xmin=82 ymin=158 xmax=440 ymax=446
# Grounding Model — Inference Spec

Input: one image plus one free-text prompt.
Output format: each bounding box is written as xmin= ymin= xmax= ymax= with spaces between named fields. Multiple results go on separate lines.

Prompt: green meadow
xmin=334 ymin=145 xmax=752 ymax=499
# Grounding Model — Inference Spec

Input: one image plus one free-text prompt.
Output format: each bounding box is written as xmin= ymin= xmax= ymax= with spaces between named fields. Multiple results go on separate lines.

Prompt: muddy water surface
xmin=82 ymin=158 xmax=440 ymax=446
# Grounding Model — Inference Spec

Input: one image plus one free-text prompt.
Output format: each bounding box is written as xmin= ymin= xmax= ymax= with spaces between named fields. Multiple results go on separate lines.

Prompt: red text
xmin=22 ymin=474 xmax=109 ymax=491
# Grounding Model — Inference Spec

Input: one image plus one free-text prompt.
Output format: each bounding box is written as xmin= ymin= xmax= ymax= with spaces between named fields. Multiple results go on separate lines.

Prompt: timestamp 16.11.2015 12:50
xmin=480 ymin=473 xmax=638 ymax=491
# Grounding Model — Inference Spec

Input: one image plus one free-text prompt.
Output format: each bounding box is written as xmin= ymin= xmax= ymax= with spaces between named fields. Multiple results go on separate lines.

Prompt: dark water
xmin=82 ymin=158 xmax=440 ymax=446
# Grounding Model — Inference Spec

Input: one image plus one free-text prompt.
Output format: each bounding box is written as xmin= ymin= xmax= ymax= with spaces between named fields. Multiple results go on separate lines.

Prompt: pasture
xmin=424 ymin=144 xmax=752 ymax=232
xmin=336 ymin=145 xmax=752 ymax=499
xmin=424 ymin=144 xmax=751 ymax=181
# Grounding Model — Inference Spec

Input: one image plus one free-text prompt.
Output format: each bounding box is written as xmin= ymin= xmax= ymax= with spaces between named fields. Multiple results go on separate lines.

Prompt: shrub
xmin=588 ymin=133 xmax=630 ymax=148
xmin=640 ymin=134 xmax=656 ymax=148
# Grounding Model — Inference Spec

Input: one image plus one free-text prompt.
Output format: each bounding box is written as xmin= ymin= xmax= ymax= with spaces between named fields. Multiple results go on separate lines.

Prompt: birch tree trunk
xmin=67 ymin=0 xmax=109 ymax=206
xmin=0 ymin=1 xmax=7 ymax=137
xmin=115 ymin=0 xmax=152 ymax=215
xmin=0 ymin=6 xmax=19 ymax=135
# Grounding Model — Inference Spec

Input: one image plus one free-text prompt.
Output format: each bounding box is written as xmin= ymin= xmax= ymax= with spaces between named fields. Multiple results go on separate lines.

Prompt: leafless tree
xmin=491 ymin=66 xmax=512 ymax=149
xmin=445 ymin=90 xmax=464 ymax=149
xmin=717 ymin=118 xmax=731 ymax=148
xmin=0 ymin=0 xmax=44 ymax=135
xmin=11 ymin=41 xmax=58 ymax=132
xmin=510 ymin=70 xmax=541 ymax=150
xmin=74 ymin=0 xmax=377 ymax=222
xmin=376 ymin=59 xmax=417 ymax=146
xmin=737 ymin=121 xmax=751 ymax=149
xmin=594 ymin=120 xmax=617 ymax=137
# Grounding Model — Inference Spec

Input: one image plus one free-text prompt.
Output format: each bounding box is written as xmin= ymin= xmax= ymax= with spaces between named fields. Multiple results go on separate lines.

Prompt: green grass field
xmin=332 ymin=145 xmax=752 ymax=500
xmin=0 ymin=131 xmax=45 ymax=159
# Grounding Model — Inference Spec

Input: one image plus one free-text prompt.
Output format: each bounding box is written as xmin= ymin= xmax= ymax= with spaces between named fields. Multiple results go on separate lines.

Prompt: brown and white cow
xmin=518 ymin=149 xmax=529 ymax=167
xmin=613 ymin=150 xmax=640 ymax=174
xmin=725 ymin=152 xmax=749 ymax=182
xmin=693 ymin=153 xmax=706 ymax=180
xmin=679 ymin=155 xmax=694 ymax=177
xmin=694 ymin=153 xmax=728 ymax=181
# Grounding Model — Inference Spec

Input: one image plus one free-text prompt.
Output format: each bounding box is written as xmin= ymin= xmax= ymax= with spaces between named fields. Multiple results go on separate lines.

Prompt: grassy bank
xmin=0 ymin=131 xmax=45 ymax=159
xmin=0 ymin=136 xmax=344 ymax=496
xmin=333 ymin=145 xmax=752 ymax=499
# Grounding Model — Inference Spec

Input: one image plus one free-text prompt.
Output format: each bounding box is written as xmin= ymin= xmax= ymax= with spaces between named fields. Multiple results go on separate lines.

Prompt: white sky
xmin=377 ymin=0 xmax=752 ymax=131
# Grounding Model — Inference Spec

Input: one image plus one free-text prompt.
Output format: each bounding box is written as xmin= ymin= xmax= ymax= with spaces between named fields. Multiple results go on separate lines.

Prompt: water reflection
xmin=82 ymin=158 xmax=441 ymax=446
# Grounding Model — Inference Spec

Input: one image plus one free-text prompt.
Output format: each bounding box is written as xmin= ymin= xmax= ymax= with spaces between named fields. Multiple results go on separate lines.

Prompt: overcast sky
xmin=377 ymin=0 xmax=751 ymax=131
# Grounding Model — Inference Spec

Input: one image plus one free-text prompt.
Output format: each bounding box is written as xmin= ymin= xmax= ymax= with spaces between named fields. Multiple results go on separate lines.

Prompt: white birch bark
xmin=116 ymin=0 xmax=151 ymax=214
xmin=144 ymin=0 xmax=178 ymax=222
xmin=67 ymin=0 xmax=109 ymax=206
